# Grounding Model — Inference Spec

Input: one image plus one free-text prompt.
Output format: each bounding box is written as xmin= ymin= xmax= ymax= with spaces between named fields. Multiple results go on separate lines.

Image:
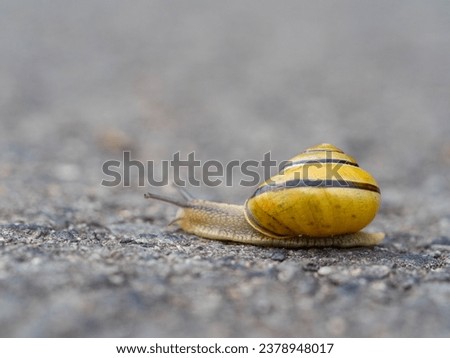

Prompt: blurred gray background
xmin=1 ymin=0 xmax=449 ymax=337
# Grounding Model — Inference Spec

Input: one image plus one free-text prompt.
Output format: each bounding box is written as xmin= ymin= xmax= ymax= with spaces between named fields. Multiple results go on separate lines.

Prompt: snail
xmin=145 ymin=143 xmax=384 ymax=248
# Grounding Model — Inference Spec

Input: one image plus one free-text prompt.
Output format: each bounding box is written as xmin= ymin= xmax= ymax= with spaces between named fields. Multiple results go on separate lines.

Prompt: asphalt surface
xmin=1 ymin=0 xmax=450 ymax=337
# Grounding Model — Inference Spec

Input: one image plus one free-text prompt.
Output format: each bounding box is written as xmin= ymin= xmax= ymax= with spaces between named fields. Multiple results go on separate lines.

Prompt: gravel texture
xmin=1 ymin=0 xmax=450 ymax=337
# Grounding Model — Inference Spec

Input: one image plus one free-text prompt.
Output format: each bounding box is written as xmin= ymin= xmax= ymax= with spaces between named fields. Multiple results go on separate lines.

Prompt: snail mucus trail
xmin=144 ymin=144 xmax=384 ymax=248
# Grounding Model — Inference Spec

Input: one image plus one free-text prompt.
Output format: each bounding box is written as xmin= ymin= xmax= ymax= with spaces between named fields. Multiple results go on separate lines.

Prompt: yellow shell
xmin=244 ymin=143 xmax=381 ymax=238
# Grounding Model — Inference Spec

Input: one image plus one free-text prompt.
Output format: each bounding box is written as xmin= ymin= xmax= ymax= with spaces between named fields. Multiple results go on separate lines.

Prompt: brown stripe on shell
xmin=244 ymin=203 xmax=295 ymax=238
xmin=306 ymin=148 xmax=344 ymax=153
xmin=251 ymin=179 xmax=380 ymax=198
xmin=280 ymin=158 xmax=359 ymax=172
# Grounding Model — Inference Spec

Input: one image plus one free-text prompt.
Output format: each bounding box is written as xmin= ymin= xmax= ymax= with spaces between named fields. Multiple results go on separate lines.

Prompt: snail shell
xmin=244 ymin=143 xmax=381 ymax=238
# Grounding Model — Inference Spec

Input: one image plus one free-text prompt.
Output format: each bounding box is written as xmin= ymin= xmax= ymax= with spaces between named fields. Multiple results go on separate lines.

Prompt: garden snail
xmin=145 ymin=144 xmax=384 ymax=248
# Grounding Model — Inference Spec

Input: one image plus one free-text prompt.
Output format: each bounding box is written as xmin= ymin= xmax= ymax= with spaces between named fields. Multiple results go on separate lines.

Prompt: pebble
xmin=270 ymin=249 xmax=288 ymax=262
xmin=277 ymin=261 xmax=299 ymax=282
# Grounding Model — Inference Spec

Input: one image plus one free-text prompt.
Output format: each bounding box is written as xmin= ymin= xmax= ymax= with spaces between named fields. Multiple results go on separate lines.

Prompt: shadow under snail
xmin=145 ymin=143 xmax=384 ymax=248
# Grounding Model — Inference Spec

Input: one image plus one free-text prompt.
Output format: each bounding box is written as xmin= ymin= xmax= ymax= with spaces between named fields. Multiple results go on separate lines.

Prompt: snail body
xmin=145 ymin=144 xmax=384 ymax=248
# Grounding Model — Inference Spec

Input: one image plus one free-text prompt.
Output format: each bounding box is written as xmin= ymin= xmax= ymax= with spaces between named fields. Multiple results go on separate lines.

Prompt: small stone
xmin=362 ymin=265 xmax=391 ymax=280
xmin=58 ymin=230 xmax=76 ymax=241
xmin=303 ymin=262 xmax=320 ymax=272
xmin=277 ymin=261 xmax=299 ymax=282
xmin=432 ymin=251 xmax=442 ymax=258
xmin=120 ymin=238 xmax=136 ymax=244
xmin=108 ymin=274 xmax=125 ymax=286
xmin=271 ymin=249 xmax=287 ymax=262
xmin=317 ymin=266 xmax=336 ymax=276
